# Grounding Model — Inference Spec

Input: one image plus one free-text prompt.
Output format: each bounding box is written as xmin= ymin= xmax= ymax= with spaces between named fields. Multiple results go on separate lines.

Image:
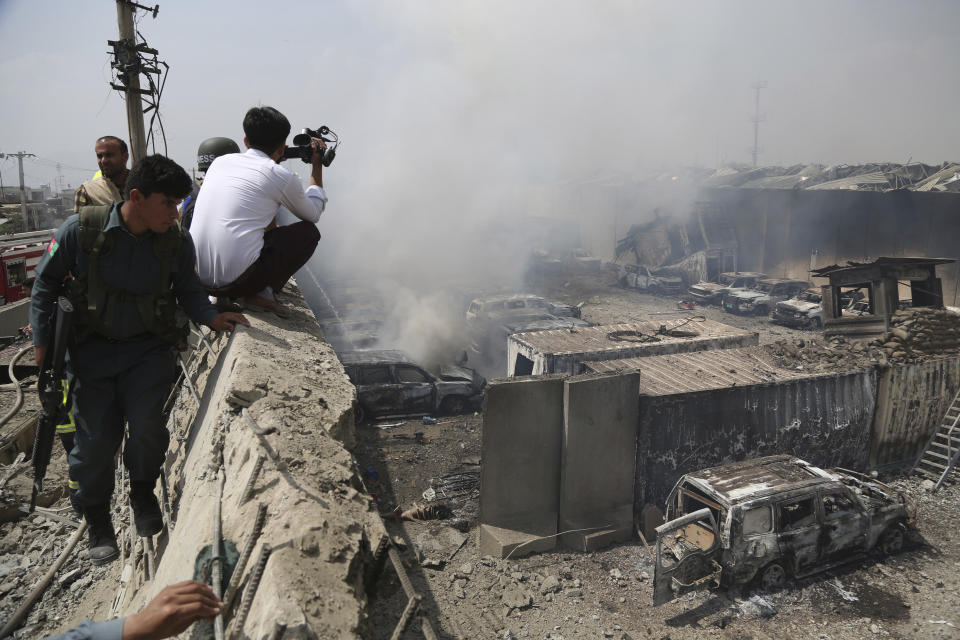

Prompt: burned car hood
xmin=690 ymin=282 xmax=725 ymax=292
xmin=728 ymin=290 xmax=766 ymax=301
xmin=777 ymin=299 xmax=821 ymax=313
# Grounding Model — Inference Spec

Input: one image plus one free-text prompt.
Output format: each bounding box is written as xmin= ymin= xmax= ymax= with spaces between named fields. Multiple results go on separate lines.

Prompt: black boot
xmin=130 ymin=481 xmax=163 ymax=537
xmin=84 ymin=504 xmax=119 ymax=565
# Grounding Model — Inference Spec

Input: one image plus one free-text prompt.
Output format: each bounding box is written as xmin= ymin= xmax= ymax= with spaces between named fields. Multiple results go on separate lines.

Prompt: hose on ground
xmin=0 ymin=346 xmax=35 ymax=428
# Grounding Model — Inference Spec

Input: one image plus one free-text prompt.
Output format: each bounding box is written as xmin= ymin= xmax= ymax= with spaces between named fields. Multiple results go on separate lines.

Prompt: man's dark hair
xmin=125 ymin=155 xmax=193 ymax=200
xmin=243 ymin=106 xmax=291 ymax=154
xmin=96 ymin=135 xmax=128 ymax=154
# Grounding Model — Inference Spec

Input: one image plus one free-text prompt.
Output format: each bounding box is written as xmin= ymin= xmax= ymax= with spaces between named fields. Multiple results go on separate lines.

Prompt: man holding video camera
xmin=189 ymin=106 xmax=327 ymax=317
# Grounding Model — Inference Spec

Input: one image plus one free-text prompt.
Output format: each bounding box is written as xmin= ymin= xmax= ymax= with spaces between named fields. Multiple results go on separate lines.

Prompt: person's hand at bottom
xmin=122 ymin=580 xmax=222 ymax=640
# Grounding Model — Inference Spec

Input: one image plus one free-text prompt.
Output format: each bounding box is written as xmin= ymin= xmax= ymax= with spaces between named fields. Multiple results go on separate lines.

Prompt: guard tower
xmin=812 ymin=257 xmax=955 ymax=338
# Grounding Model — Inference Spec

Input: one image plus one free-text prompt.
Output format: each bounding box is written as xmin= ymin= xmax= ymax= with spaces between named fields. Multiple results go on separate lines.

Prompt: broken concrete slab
xmin=479 ymin=375 xmax=566 ymax=558
xmin=559 ymin=372 xmax=640 ymax=551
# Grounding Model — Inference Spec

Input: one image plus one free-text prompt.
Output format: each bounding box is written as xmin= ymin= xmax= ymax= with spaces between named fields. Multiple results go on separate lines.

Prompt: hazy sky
xmin=1 ymin=0 xmax=958 ymax=193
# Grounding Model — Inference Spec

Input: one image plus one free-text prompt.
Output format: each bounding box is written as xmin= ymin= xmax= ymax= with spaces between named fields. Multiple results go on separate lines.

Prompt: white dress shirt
xmin=189 ymin=148 xmax=327 ymax=288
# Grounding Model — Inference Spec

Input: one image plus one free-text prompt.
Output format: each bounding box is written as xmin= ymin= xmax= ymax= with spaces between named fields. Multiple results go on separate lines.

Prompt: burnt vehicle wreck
xmin=687 ymin=271 xmax=766 ymax=306
xmin=617 ymin=263 xmax=684 ymax=295
xmin=654 ymin=455 xmax=916 ymax=605
xmin=772 ymin=288 xmax=825 ymax=329
xmin=340 ymin=349 xmax=486 ymax=423
xmin=723 ymin=278 xmax=813 ymax=316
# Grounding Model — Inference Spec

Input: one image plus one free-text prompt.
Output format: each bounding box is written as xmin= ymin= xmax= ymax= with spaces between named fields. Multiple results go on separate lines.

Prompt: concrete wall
xmin=479 ymin=376 xmax=566 ymax=557
xmin=559 ymin=373 xmax=639 ymax=550
xmin=0 ymin=298 xmax=30 ymax=337
xmin=124 ymin=293 xmax=384 ymax=640
xmin=871 ymin=357 xmax=960 ymax=467
xmin=635 ymin=369 xmax=878 ymax=510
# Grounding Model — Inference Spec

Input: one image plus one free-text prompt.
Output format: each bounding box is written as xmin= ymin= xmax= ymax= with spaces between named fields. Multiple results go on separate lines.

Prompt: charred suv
xmin=723 ymin=278 xmax=812 ymax=316
xmin=772 ymin=288 xmax=824 ymax=329
xmin=654 ymin=455 xmax=916 ymax=605
xmin=340 ymin=350 xmax=486 ymax=423
xmin=687 ymin=272 xmax=766 ymax=306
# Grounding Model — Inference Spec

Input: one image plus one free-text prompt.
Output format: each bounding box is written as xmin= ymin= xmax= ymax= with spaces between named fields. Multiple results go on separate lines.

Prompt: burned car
xmin=723 ymin=278 xmax=812 ymax=316
xmin=653 ymin=455 xmax=915 ymax=605
xmin=687 ymin=272 xmax=766 ymax=306
xmin=340 ymin=350 xmax=486 ymax=423
xmin=771 ymin=288 xmax=824 ymax=329
xmin=617 ymin=264 xmax=684 ymax=295
xmin=466 ymin=294 xmax=580 ymax=328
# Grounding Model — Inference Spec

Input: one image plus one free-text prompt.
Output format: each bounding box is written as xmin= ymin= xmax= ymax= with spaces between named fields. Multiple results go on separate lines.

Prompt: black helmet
xmin=196 ymin=137 xmax=240 ymax=172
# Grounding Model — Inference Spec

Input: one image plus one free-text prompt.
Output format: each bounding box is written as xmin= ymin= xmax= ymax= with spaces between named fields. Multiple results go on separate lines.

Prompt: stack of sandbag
xmin=870 ymin=308 xmax=960 ymax=362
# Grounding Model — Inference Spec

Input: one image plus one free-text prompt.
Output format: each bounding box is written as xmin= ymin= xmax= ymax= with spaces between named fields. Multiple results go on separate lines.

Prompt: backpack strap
xmin=76 ymin=205 xmax=114 ymax=323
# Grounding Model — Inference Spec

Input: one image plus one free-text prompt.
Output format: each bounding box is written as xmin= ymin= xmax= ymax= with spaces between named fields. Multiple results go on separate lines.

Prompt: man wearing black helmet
xmin=179 ymin=137 xmax=240 ymax=230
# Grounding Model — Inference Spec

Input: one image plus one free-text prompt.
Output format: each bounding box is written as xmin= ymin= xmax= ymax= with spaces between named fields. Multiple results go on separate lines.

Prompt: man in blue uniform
xmin=30 ymin=155 xmax=249 ymax=564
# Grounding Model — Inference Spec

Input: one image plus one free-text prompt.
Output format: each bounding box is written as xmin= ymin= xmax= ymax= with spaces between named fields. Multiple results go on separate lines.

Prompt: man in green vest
xmin=31 ymin=155 xmax=249 ymax=564
xmin=74 ymin=136 xmax=130 ymax=212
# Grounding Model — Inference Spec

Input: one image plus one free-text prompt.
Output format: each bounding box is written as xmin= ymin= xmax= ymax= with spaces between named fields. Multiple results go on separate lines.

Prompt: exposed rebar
xmin=232 ymin=543 xmax=272 ymax=634
xmin=159 ymin=469 xmax=174 ymax=532
xmin=223 ymin=502 xmax=267 ymax=612
xmin=212 ymin=468 xmax=225 ymax=640
xmin=144 ymin=535 xmax=155 ymax=581
xmin=178 ymin=354 xmax=200 ymax=402
xmin=240 ymin=454 xmax=266 ymax=505
xmin=191 ymin=322 xmax=218 ymax=360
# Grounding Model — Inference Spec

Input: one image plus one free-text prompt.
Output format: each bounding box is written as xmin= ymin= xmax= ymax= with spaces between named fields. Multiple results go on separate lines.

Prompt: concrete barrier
xmin=559 ymin=372 xmax=639 ymax=551
xmin=479 ymin=375 xmax=565 ymax=558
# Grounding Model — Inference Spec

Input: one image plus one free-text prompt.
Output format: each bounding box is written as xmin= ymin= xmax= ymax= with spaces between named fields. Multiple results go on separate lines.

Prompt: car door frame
xmin=391 ymin=364 xmax=438 ymax=415
xmin=653 ymin=508 xmax=722 ymax=605
xmin=774 ymin=492 xmax=821 ymax=575
xmin=818 ymin=486 xmax=869 ymax=560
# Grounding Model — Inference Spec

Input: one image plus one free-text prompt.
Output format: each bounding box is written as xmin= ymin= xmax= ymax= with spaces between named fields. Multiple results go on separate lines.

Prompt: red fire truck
xmin=0 ymin=229 xmax=55 ymax=305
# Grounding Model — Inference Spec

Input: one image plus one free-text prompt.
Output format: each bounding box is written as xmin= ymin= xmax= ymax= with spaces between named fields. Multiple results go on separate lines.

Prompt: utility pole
xmin=1 ymin=151 xmax=36 ymax=230
xmin=750 ymin=80 xmax=767 ymax=168
xmin=113 ymin=0 xmax=149 ymax=163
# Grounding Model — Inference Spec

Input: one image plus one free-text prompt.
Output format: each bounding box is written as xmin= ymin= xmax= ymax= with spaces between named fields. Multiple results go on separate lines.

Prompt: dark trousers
xmin=206 ymin=221 xmax=320 ymax=300
xmin=67 ymin=337 xmax=177 ymax=507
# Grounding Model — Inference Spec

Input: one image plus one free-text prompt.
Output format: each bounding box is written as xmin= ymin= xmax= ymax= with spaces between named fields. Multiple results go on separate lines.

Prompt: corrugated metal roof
xmin=806 ymin=171 xmax=891 ymax=191
xmin=583 ymin=346 xmax=809 ymax=395
xmin=510 ymin=319 xmax=755 ymax=357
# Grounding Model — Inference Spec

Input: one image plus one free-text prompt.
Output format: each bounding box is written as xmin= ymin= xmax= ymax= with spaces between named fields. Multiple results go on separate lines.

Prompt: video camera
xmin=281 ymin=126 xmax=339 ymax=167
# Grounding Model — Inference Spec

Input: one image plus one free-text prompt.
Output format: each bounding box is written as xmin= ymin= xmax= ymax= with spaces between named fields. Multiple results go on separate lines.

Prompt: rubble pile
xmin=765 ymin=309 xmax=960 ymax=372
xmin=0 ymin=509 xmax=112 ymax=638
xmin=764 ymin=336 xmax=883 ymax=373
xmin=869 ymin=308 xmax=960 ymax=363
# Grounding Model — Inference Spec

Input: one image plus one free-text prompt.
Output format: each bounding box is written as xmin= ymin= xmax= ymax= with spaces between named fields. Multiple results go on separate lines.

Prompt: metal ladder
xmin=912 ymin=388 xmax=960 ymax=492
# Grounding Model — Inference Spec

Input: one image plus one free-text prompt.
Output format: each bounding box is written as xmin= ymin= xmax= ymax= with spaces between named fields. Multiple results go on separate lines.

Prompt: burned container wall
xmin=635 ymin=370 xmax=878 ymax=510
xmin=871 ymin=357 xmax=960 ymax=468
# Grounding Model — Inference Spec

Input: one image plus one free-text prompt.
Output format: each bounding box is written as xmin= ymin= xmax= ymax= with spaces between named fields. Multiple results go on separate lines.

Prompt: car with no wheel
xmin=654 ymin=455 xmax=916 ymax=605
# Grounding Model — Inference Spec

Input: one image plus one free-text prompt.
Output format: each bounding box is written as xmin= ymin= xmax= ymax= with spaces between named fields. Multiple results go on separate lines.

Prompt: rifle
xmin=29 ymin=296 xmax=74 ymax=512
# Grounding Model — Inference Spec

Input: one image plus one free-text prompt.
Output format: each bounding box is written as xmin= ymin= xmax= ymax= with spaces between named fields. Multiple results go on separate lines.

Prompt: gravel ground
xmin=355 ymin=416 xmax=960 ymax=640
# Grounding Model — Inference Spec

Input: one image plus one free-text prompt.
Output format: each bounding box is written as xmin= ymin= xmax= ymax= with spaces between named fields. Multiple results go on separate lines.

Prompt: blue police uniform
xmin=30 ymin=204 xmax=218 ymax=511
